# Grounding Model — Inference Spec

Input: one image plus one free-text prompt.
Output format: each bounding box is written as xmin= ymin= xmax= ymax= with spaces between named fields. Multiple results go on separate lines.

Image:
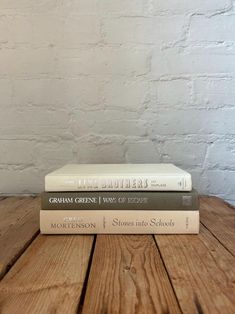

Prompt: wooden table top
xmin=0 ymin=196 xmax=234 ymax=314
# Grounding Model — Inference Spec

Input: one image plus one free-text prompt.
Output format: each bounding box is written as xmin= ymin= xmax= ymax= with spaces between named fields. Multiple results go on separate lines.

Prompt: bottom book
xmin=40 ymin=210 xmax=200 ymax=234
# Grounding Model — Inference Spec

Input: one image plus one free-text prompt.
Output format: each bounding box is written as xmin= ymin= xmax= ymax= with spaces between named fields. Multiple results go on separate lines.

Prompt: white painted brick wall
xmin=0 ymin=0 xmax=235 ymax=204
xmin=151 ymin=0 xmax=232 ymax=15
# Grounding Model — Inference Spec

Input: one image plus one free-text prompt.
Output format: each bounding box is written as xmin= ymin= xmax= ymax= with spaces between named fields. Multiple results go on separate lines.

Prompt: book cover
xmin=41 ymin=189 xmax=199 ymax=210
xmin=40 ymin=209 xmax=199 ymax=234
xmin=45 ymin=164 xmax=192 ymax=192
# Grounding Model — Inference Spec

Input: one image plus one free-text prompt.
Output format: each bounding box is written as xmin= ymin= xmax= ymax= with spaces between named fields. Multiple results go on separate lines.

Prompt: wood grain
xmin=0 ymin=197 xmax=40 ymax=279
xmin=200 ymin=196 xmax=235 ymax=255
xmin=0 ymin=197 xmax=34 ymax=236
xmin=1 ymin=196 xmax=235 ymax=314
xmin=155 ymin=224 xmax=235 ymax=314
xmin=82 ymin=235 xmax=181 ymax=314
xmin=0 ymin=234 xmax=94 ymax=314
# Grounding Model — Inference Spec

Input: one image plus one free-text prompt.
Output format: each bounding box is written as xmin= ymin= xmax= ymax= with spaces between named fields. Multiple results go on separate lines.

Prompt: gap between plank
xmin=200 ymin=221 xmax=235 ymax=257
xmin=152 ymin=234 xmax=183 ymax=314
xmin=0 ymin=230 xmax=40 ymax=281
xmin=76 ymin=235 xmax=97 ymax=314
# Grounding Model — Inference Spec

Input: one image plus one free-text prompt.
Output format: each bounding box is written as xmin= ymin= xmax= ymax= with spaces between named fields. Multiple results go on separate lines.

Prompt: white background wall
xmin=0 ymin=0 xmax=235 ymax=204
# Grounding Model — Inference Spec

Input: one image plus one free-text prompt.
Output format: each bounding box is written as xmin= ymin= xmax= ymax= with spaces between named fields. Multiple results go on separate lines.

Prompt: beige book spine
xmin=40 ymin=210 xmax=199 ymax=234
xmin=45 ymin=175 xmax=192 ymax=192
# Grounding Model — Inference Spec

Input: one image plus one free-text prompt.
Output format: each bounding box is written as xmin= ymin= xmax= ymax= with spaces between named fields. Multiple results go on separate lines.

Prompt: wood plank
xmin=0 ymin=234 xmax=94 ymax=313
xmin=0 ymin=197 xmax=40 ymax=279
xmin=200 ymin=196 xmax=235 ymax=255
xmin=82 ymin=235 xmax=181 ymax=314
xmin=0 ymin=197 xmax=37 ymax=237
xmin=155 ymin=224 xmax=235 ymax=314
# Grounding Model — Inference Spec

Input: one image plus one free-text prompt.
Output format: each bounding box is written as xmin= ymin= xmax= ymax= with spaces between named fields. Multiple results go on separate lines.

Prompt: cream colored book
xmin=45 ymin=164 xmax=192 ymax=191
xmin=40 ymin=210 xmax=199 ymax=234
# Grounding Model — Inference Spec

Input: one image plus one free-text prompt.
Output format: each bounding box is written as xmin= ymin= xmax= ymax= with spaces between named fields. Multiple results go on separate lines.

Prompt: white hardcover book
xmin=40 ymin=210 xmax=199 ymax=234
xmin=45 ymin=164 xmax=192 ymax=192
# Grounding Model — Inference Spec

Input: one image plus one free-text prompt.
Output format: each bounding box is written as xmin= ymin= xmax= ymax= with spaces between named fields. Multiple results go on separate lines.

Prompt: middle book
xmin=41 ymin=190 xmax=198 ymax=211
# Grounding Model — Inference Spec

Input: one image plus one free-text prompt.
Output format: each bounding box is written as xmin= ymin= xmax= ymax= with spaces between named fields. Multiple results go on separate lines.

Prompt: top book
xmin=45 ymin=164 xmax=192 ymax=192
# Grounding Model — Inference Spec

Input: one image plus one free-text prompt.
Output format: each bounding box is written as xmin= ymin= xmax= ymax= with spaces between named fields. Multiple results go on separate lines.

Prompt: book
xmin=40 ymin=209 xmax=199 ymax=234
xmin=41 ymin=189 xmax=199 ymax=211
xmin=45 ymin=164 xmax=192 ymax=192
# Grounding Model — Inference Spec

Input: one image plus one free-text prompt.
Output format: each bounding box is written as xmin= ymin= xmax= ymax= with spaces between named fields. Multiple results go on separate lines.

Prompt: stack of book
xmin=40 ymin=164 xmax=200 ymax=234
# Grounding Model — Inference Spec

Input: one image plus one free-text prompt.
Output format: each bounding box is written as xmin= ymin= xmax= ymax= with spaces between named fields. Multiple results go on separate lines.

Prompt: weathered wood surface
xmin=0 ymin=235 xmax=94 ymax=314
xmin=0 ymin=196 xmax=234 ymax=314
xmin=82 ymin=235 xmax=181 ymax=314
xmin=200 ymin=196 xmax=235 ymax=255
xmin=155 ymin=224 xmax=235 ymax=314
xmin=0 ymin=197 xmax=40 ymax=279
xmin=0 ymin=196 xmax=33 ymax=235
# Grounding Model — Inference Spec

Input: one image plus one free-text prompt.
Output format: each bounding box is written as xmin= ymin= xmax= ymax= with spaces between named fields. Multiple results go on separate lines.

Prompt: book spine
xmin=41 ymin=191 xmax=199 ymax=210
xmin=40 ymin=210 xmax=199 ymax=234
xmin=45 ymin=174 xmax=192 ymax=192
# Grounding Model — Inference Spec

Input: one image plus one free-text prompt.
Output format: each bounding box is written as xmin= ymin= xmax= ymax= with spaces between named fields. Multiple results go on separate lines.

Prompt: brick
xmin=143 ymin=109 xmax=235 ymax=135
xmin=125 ymin=140 xmax=160 ymax=162
xmin=0 ymin=168 xmax=43 ymax=194
xmin=0 ymin=108 xmax=71 ymax=139
xmin=0 ymin=48 xmax=56 ymax=77
xmin=57 ymin=47 xmax=149 ymax=77
xmin=186 ymin=169 xmax=207 ymax=194
xmin=77 ymin=136 xmax=125 ymax=163
xmin=151 ymin=48 xmax=235 ymax=78
xmin=0 ymin=1 xmax=58 ymax=14
xmin=0 ymin=16 xmax=32 ymax=48
xmin=162 ymin=141 xmax=207 ymax=166
xmin=151 ymin=0 xmax=232 ymax=14
xmin=31 ymin=15 xmax=64 ymax=47
xmin=193 ymin=78 xmax=235 ymax=109
xmin=103 ymin=80 xmax=149 ymax=111
xmin=12 ymin=79 xmax=65 ymax=107
xmin=98 ymin=0 xmax=147 ymax=15
xmin=34 ymin=142 xmax=75 ymax=170
xmin=0 ymin=140 xmax=35 ymax=164
xmin=205 ymin=142 xmax=235 ymax=169
xmin=72 ymin=110 xmax=146 ymax=136
xmin=103 ymin=16 xmax=184 ymax=45
xmin=189 ymin=15 xmax=235 ymax=43
xmin=0 ymin=14 xmax=62 ymax=49
xmin=63 ymin=16 xmax=101 ymax=46
xmin=0 ymin=79 xmax=12 ymax=106
xmin=12 ymin=78 xmax=104 ymax=109
xmin=62 ymin=78 xmax=105 ymax=109
xmin=31 ymin=1 xmax=59 ymax=14
xmin=71 ymin=110 xmax=93 ymax=136
xmin=57 ymin=0 xmax=98 ymax=14
xmin=150 ymin=79 xmax=191 ymax=108
xmin=205 ymin=170 xmax=235 ymax=200
xmin=0 ymin=0 xmax=33 ymax=10
xmin=100 ymin=119 xmax=146 ymax=136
